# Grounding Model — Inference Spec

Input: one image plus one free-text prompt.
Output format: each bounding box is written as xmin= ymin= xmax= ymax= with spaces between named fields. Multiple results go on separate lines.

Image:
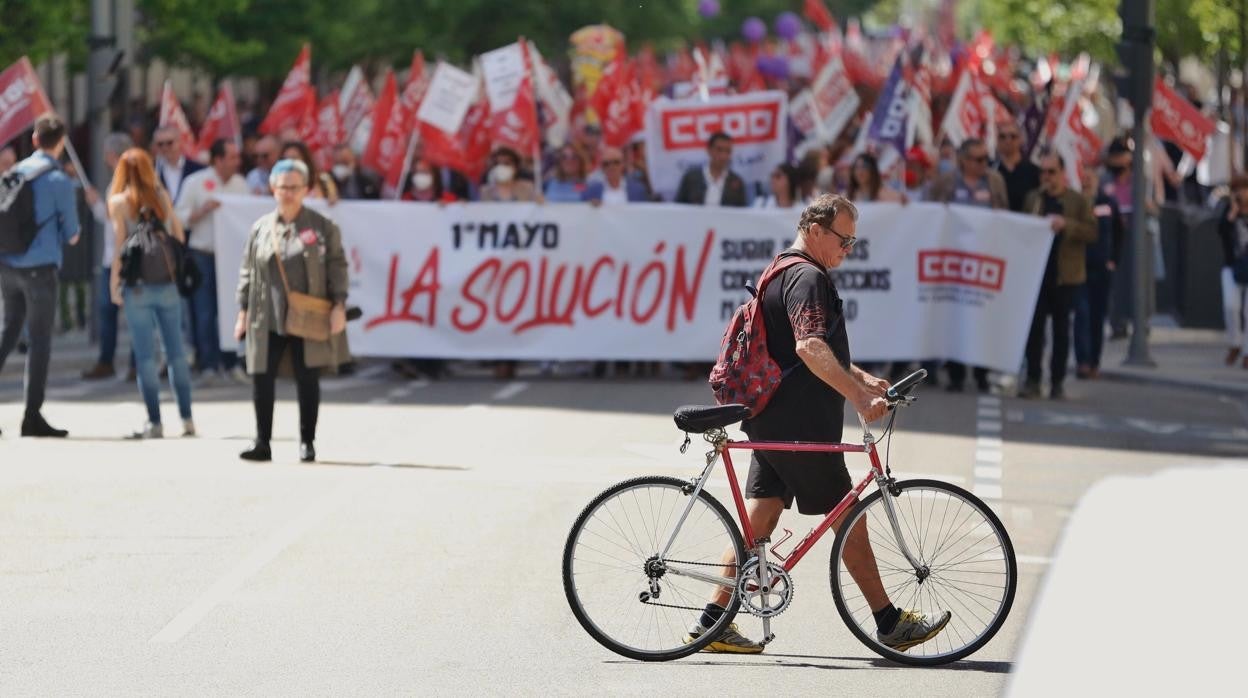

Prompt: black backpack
xmin=0 ymin=160 xmax=55 ymax=255
xmin=119 ymin=207 xmax=202 ymax=296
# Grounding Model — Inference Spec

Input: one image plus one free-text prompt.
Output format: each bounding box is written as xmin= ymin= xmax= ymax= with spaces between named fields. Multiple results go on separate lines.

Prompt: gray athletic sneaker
xmin=877 ymin=609 xmax=952 ymax=652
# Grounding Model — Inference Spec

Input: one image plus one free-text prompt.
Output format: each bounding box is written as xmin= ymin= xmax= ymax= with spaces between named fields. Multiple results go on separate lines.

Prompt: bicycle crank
xmin=737 ymin=558 xmax=794 ymax=618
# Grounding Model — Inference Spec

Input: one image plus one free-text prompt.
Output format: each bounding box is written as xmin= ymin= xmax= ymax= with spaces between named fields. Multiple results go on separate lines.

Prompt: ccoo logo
xmin=661 ymin=102 xmax=780 ymax=149
xmin=918 ymin=250 xmax=1006 ymax=291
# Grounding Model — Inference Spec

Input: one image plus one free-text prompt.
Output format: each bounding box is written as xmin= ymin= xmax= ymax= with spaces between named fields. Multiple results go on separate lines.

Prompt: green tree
xmin=0 ymin=0 xmax=89 ymax=69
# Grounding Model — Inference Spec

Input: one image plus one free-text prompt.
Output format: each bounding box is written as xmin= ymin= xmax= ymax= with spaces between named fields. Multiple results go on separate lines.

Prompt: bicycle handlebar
xmin=886 ymin=369 xmax=927 ymax=403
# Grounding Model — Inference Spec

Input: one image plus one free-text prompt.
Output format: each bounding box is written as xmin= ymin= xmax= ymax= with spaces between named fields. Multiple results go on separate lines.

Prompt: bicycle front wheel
xmin=562 ymin=475 xmax=746 ymax=662
xmin=829 ymin=479 xmax=1017 ymax=666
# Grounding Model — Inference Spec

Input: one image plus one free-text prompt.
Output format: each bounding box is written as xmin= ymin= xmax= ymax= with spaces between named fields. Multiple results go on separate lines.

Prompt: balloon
xmin=742 ymin=17 xmax=767 ymax=44
xmin=697 ymin=0 xmax=720 ymax=18
xmin=775 ymin=12 xmax=802 ymax=41
xmin=756 ymin=55 xmax=790 ymax=80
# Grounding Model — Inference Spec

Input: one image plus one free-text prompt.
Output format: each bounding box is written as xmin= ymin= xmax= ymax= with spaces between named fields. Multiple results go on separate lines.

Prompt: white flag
xmin=416 ymin=62 xmax=478 ymax=135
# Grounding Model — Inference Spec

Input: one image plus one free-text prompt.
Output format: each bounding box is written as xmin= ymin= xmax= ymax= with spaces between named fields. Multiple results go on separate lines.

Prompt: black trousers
xmin=253 ymin=332 xmax=320 ymax=443
xmin=0 ymin=265 xmax=58 ymax=418
xmin=1025 ymin=284 xmax=1078 ymax=386
xmin=945 ymin=361 xmax=989 ymax=389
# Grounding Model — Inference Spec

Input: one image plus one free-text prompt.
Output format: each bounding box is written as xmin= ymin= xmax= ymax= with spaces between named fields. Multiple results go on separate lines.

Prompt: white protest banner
xmin=213 ymin=200 xmax=1052 ymax=370
xmin=644 ymin=91 xmax=788 ymax=202
xmin=416 ymin=62 xmax=478 ymax=135
xmin=480 ymin=42 xmax=526 ymax=112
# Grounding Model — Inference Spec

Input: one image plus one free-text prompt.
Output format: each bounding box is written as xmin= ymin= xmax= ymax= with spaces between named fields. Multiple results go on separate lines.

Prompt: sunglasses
xmin=601 ymin=159 xmax=622 ymax=166
xmin=1000 ymin=133 xmax=1021 ymax=140
xmin=1041 ymin=167 xmax=1061 ymax=175
xmin=822 ymin=222 xmax=857 ymax=250
xmin=968 ymin=155 xmax=989 ymax=164
xmin=155 ymin=140 xmax=175 ymax=147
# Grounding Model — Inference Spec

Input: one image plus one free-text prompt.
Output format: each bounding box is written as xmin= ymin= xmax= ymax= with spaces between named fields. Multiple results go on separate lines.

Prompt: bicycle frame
xmin=660 ymin=412 xmax=926 ymax=581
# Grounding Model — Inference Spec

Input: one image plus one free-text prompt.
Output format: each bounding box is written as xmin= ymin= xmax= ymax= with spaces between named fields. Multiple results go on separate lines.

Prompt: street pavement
xmin=1 ymin=327 xmax=1245 ymax=696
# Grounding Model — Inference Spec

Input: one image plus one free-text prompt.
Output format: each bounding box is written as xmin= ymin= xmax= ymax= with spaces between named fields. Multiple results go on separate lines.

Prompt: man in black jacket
xmin=152 ymin=126 xmax=204 ymax=204
xmin=330 ymin=144 xmax=381 ymax=200
xmin=674 ymin=132 xmax=749 ymax=207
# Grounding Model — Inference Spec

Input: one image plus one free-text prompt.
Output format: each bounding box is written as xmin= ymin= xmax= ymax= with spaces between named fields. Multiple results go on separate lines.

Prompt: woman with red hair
xmin=107 ymin=148 xmax=194 ymax=439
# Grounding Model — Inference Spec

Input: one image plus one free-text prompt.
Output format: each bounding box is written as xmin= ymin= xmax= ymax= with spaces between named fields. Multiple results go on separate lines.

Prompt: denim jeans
xmin=0 ymin=264 xmax=57 ymax=417
xmin=187 ymin=250 xmax=236 ymax=373
xmin=1073 ymin=267 xmax=1113 ymax=369
xmin=123 ymin=283 xmax=193 ymax=424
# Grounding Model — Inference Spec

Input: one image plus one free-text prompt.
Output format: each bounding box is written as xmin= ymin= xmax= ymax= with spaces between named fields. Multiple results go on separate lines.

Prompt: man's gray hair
xmin=798 ymin=193 xmax=858 ymax=236
xmin=103 ymin=132 xmax=133 ymax=158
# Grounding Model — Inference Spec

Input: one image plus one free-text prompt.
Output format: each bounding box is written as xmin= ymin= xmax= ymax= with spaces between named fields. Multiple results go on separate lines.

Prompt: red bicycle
xmin=562 ymin=369 xmax=1017 ymax=665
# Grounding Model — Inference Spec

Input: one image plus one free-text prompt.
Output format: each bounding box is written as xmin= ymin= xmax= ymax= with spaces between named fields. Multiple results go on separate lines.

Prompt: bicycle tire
xmin=562 ymin=475 xmax=746 ymax=662
xmin=828 ymin=479 xmax=1017 ymax=666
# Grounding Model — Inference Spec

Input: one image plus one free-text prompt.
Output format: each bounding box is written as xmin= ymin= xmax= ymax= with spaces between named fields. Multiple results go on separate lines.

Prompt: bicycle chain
xmin=638 ymin=558 xmax=744 ymax=612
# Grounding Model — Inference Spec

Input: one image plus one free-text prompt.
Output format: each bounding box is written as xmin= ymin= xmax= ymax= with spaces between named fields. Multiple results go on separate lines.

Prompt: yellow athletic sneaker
xmin=684 ymin=622 xmax=764 ymax=654
xmin=877 ymin=608 xmax=952 ymax=652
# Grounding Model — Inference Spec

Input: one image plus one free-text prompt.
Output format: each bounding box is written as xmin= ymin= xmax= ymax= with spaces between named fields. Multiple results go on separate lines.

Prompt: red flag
xmin=591 ymin=56 xmax=645 ymax=148
xmin=299 ymin=90 xmax=344 ymax=173
xmin=339 ymin=66 xmax=375 ymax=144
xmin=0 ymin=57 xmax=54 ymax=150
xmin=159 ymin=81 xmax=201 ymax=161
xmin=1150 ymin=78 xmax=1215 ymax=161
xmin=487 ymin=43 xmax=539 ymax=155
xmin=378 ymin=51 xmax=431 ymax=190
xmin=361 ymin=69 xmax=398 ymax=174
xmin=195 ymin=83 xmax=241 ymax=155
xmin=421 ymin=99 xmax=491 ymax=181
xmin=259 ymin=44 xmax=312 ymax=136
xmin=803 ymin=0 xmax=837 ymax=33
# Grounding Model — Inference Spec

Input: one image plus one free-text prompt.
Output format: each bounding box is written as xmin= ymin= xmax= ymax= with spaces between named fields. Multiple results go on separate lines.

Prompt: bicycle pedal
xmin=760 ymin=634 xmax=776 ymax=647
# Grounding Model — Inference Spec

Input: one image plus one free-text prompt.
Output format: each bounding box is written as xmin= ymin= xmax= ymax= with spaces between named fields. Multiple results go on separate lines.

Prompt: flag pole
xmin=522 ymin=38 xmax=543 ymax=195
xmin=394 ymin=129 xmax=420 ymax=201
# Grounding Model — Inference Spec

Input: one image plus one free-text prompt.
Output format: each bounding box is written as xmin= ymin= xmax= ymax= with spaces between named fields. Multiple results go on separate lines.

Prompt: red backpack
xmin=709 ymin=254 xmax=819 ymax=416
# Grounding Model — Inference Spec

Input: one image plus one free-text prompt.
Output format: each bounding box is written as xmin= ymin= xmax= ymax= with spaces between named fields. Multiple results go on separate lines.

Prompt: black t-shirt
xmin=744 ymin=249 xmax=850 ymax=441
xmin=996 ymin=158 xmax=1041 ymax=213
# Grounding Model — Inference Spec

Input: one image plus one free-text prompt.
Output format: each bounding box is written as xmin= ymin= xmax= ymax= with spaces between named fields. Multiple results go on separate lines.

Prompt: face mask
xmin=815 ymin=166 xmax=834 ymax=192
xmin=331 ymin=164 xmax=352 ymax=180
xmin=492 ymin=164 xmax=515 ymax=184
xmin=412 ymin=172 xmax=434 ymax=190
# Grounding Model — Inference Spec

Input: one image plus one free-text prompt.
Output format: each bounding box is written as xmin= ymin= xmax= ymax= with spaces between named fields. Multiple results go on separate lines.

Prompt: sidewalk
xmin=1098 ymin=319 xmax=1248 ymax=398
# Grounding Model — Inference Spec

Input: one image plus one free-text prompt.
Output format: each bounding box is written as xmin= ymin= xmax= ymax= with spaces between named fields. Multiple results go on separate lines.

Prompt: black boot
xmin=299 ymin=441 xmax=316 ymax=463
xmin=239 ymin=441 xmax=272 ymax=461
xmin=21 ymin=413 xmax=68 ymax=438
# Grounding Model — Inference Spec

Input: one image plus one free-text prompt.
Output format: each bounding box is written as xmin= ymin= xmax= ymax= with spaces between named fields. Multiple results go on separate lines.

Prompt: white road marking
xmin=974 ymin=396 xmax=1005 ymax=504
xmin=492 ymin=381 xmax=530 ymax=401
xmin=149 ymin=481 xmax=356 ymax=644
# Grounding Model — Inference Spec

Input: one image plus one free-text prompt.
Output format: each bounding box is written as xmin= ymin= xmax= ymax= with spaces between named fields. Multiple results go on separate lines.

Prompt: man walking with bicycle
xmin=687 ymin=194 xmax=952 ymax=653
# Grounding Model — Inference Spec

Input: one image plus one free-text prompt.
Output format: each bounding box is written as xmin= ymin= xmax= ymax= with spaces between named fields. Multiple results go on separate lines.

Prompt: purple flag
xmin=1021 ymin=92 xmax=1047 ymax=160
xmin=866 ymin=57 xmax=909 ymax=156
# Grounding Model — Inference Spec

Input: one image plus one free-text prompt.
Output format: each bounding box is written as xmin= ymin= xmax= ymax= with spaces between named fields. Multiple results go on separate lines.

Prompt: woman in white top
xmin=753 ymin=164 xmax=801 ymax=209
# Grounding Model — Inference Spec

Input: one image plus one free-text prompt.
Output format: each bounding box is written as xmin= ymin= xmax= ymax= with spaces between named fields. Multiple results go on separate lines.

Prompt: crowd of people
xmin=1 ymin=58 xmax=1245 ymax=447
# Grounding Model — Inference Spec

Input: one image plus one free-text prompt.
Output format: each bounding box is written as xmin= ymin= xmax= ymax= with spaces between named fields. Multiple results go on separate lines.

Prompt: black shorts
xmin=745 ymin=448 xmax=853 ymax=516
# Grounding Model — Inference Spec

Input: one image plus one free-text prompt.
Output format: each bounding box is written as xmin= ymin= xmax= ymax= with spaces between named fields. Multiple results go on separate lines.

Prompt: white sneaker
xmin=128 ymin=422 xmax=163 ymax=440
xmin=182 ymin=419 xmax=196 ymax=437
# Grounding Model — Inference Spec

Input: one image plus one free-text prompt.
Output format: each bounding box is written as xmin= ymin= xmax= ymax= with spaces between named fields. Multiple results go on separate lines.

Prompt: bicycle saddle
xmin=673 ymin=404 xmax=751 ymax=433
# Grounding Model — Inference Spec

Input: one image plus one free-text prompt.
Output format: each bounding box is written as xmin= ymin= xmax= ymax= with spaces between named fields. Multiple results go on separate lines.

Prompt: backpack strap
xmin=756 ymin=252 xmax=822 ymax=294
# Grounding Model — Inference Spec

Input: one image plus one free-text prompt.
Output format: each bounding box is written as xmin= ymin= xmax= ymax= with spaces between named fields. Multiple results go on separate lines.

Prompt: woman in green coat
xmin=234 ymin=159 xmax=350 ymax=463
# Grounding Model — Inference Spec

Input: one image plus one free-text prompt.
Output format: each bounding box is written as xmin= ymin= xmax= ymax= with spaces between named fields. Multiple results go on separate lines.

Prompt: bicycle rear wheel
xmin=829 ymin=479 xmax=1017 ymax=666
xmin=562 ymin=475 xmax=745 ymax=661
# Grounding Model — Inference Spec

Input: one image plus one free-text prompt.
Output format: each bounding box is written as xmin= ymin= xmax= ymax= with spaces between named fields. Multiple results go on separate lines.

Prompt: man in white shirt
xmin=153 ymin=126 xmax=204 ymax=203
xmin=175 ymin=139 xmax=248 ymax=381
xmin=245 ymin=135 xmax=278 ymax=196
xmin=81 ymin=133 xmax=134 ymax=380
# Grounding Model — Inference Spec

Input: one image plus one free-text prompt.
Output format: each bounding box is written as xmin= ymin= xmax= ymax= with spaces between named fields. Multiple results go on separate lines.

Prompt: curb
xmin=1096 ymin=367 xmax=1248 ymax=400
